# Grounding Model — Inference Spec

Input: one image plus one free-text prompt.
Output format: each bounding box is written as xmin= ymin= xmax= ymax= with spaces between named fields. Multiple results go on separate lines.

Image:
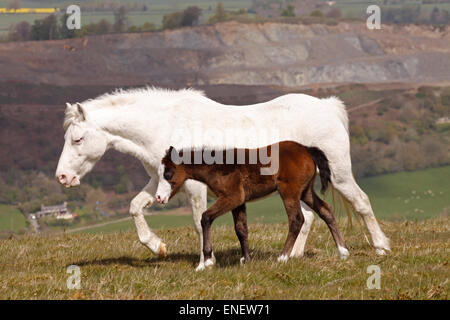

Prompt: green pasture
xmin=77 ymin=165 xmax=450 ymax=234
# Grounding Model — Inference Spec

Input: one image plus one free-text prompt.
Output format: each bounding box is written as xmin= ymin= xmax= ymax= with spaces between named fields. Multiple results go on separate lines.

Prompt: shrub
xmin=310 ymin=9 xmax=324 ymax=18
xmin=163 ymin=6 xmax=202 ymax=30
xmin=281 ymin=5 xmax=295 ymax=17
xmin=208 ymin=3 xmax=227 ymax=24
xmin=8 ymin=21 xmax=31 ymax=41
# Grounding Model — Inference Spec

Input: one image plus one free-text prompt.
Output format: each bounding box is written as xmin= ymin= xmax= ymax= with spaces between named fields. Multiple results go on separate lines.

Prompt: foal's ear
xmin=166 ymin=146 xmax=177 ymax=158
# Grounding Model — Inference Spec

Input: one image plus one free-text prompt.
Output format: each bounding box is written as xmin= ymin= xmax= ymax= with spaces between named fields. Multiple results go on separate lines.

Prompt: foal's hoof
xmin=158 ymin=242 xmax=167 ymax=259
xmin=195 ymin=263 xmax=205 ymax=272
xmin=277 ymin=255 xmax=289 ymax=263
xmin=239 ymin=257 xmax=251 ymax=265
xmin=375 ymin=248 xmax=387 ymax=256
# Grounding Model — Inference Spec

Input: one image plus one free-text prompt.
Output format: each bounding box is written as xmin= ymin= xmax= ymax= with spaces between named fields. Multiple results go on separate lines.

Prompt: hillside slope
xmin=0 ymin=22 xmax=449 ymax=87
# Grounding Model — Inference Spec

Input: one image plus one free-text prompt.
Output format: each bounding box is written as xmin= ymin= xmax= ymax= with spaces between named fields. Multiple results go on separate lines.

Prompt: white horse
xmin=55 ymin=87 xmax=390 ymax=271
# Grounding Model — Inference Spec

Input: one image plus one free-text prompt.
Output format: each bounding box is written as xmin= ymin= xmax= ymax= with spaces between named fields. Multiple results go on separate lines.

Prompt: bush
xmin=281 ymin=5 xmax=295 ymax=17
xmin=113 ymin=6 xmax=129 ymax=33
xmin=128 ymin=22 xmax=156 ymax=33
xmin=208 ymin=3 xmax=227 ymax=24
xmin=31 ymin=14 xmax=60 ymax=40
xmin=310 ymin=9 xmax=324 ymax=18
xmin=8 ymin=21 xmax=31 ymax=42
xmin=163 ymin=6 xmax=202 ymax=30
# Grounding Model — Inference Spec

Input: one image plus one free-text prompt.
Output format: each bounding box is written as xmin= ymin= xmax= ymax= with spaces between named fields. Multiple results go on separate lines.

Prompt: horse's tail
xmin=306 ymin=146 xmax=331 ymax=194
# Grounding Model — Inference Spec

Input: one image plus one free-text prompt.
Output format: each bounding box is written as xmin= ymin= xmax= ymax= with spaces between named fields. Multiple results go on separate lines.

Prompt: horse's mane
xmin=63 ymin=86 xmax=205 ymax=130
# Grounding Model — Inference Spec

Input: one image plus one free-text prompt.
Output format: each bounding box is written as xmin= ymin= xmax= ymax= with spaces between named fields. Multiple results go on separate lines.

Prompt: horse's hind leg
xmin=302 ymin=183 xmax=349 ymax=260
xmin=290 ymin=202 xmax=314 ymax=258
xmin=330 ymin=168 xmax=390 ymax=255
xmin=231 ymin=203 xmax=251 ymax=264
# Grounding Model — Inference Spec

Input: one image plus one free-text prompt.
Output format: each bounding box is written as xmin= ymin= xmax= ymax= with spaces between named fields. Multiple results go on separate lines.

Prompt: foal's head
xmin=155 ymin=146 xmax=188 ymax=204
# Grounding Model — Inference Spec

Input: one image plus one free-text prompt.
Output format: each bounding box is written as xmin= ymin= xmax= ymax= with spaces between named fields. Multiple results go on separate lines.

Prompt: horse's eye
xmin=74 ymin=137 xmax=84 ymax=144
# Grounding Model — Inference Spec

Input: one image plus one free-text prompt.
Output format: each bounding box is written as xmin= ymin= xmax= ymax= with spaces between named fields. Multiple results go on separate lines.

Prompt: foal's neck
xmin=184 ymin=163 xmax=214 ymax=186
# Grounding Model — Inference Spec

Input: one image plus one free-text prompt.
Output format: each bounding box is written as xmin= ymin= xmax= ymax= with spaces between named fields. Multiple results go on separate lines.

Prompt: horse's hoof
xmin=375 ymin=248 xmax=386 ymax=256
xmin=159 ymin=242 xmax=167 ymax=259
xmin=204 ymin=258 xmax=214 ymax=268
xmin=338 ymin=246 xmax=350 ymax=260
xmin=277 ymin=255 xmax=289 ymax=263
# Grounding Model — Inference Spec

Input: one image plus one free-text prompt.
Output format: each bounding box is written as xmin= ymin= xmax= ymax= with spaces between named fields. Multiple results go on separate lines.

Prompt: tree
xmin=430 ymin=7 xmax=440 ymax=25
xmin=8 ymin=21 xmax=31 ymax=41
xmin=113 ymin=6 xmax=128 ymax=33
xmin=163 ymin=6 xmax=202 ymax=29
xmin=208 ymin=2 xmax=227 ymax=24
xmin=181 ymin=6 xmax=202 ymax=26
xmin=162 ymin=11 xmax=183 ymax=29
xmin=281 ymin=5 xmax=295 ymax=17
xmin=31 ymin=14 xmax=60 ymax=40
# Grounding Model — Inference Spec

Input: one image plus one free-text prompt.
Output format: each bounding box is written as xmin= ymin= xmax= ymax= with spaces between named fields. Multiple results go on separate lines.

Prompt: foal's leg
xmin=302 ymin=183 xmax=349 ymax=260
xmin=231 ymin=203 xmax=251 ymax=264
xmin=277 ymin=186 xmax=305 ymax=262
xmin=200 ymin=196 xmax=242 ymax=270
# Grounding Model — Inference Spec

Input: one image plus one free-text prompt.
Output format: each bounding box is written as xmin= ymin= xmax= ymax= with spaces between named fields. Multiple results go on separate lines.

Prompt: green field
xmin=0 ymin=204 xmax=27 ymax=233
xmin=0 ymin=217 xmax=448 ymax=299
xmin=0 ymin=0 xmax=252 ymax=35
xmin=77 ymin=165 xmax=450 ymax=234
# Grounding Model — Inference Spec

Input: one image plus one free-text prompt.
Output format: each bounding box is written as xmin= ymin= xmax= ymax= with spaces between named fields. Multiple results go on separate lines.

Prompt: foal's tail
xmin=306 ymin=147 xmax=331 ymax=194
xmin=306 ymin=146 xmax=359 ymax=228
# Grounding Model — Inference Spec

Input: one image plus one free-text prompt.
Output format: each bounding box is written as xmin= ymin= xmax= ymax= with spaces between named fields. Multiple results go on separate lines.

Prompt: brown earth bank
xmin=0 ymin=21 xmax=450 ymax=87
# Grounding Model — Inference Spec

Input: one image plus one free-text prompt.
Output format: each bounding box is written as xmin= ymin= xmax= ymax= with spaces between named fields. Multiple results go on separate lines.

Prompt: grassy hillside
xmin=0 ymin=217 xmax=448 ymax=299
xmin=0 ymin=204 xmax=27 ymax=233
xmin=77 ymin=166 xmax=450 ymax=234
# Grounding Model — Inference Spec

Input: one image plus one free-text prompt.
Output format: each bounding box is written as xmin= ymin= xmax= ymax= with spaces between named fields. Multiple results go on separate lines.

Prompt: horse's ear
xmin=76 ymin=103 xmax=87 ymax=121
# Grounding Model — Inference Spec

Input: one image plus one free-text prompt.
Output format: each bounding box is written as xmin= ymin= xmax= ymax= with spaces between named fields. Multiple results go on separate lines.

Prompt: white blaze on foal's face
xmin=156 ymin=163 xmax=174 ymax=204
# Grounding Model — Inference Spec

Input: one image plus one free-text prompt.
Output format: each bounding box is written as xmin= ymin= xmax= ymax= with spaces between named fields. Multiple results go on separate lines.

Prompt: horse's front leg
xmin=130 ymin=178 xmax=167 ymax=258
xmin=182 ymin=180 xmax=209 ymax=271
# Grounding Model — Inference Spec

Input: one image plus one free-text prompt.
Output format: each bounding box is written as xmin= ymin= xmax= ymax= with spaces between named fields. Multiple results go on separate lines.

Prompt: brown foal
xmin=155 ymin=141 xmax=349 ymax=267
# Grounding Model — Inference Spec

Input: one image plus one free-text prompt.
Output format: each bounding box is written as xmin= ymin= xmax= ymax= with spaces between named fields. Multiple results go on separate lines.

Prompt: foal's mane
xmin=64 ymin=87 xmax=205 ymax=130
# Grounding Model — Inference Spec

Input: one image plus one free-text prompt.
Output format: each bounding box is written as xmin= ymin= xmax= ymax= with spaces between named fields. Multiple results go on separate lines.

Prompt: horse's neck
xmin=97 ymin=109 xmax=159 ymax=171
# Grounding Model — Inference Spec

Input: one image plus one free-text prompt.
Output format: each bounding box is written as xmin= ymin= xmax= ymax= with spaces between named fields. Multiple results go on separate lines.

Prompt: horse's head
xmin=55 ymin=102 xmax=108 ymax=187
xmin=156 ymin=146 xmax=188 ymax=204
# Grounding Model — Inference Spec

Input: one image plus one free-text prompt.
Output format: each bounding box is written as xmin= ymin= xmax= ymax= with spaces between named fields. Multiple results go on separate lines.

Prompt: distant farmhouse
xmin=31 ymin=202 xmax=75 ymax=220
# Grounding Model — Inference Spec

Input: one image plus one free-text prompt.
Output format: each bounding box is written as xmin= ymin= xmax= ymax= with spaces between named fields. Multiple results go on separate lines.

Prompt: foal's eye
xmin=163 ymin=169 xmax=174 ymax=181
xmin=73 ymin=137 xmax=84 ymax=144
